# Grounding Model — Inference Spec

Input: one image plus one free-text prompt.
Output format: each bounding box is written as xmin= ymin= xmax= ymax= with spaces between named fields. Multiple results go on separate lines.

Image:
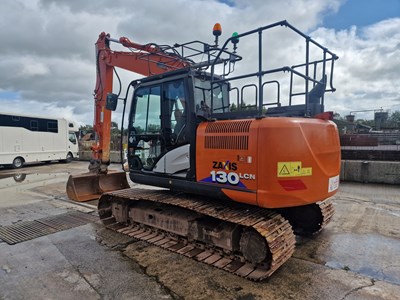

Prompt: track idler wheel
xmin=239 ymin=230 xmax=271 ymax=264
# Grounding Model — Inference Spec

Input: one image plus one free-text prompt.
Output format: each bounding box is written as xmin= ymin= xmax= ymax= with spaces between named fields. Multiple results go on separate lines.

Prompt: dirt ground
xmin=1 ymin=161 xmax=399 ymax=299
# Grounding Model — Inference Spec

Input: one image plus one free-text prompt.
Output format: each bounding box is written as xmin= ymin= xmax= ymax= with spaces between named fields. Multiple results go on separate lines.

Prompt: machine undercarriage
xmin=98 ymin=189 xmax=334 ymax=280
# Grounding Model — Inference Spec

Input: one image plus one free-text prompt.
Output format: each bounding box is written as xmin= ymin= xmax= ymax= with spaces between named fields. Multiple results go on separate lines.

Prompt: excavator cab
xmin=126 ymin=71 xmax=232 ymax=179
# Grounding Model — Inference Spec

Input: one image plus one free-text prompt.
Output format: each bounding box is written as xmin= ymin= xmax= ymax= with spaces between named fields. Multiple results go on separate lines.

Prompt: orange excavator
xmin=67 ymin=21 xmax=340 ymax=280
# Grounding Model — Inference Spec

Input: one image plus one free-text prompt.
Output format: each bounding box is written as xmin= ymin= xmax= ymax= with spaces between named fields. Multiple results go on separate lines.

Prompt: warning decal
xmin=277 ymin=162 xmax=312 ymax=177
xmin=328 ymin=175 xmax=340 ymax=192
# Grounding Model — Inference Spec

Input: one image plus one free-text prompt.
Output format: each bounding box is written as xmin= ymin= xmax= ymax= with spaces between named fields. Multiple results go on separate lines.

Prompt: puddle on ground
xmin=323 ymin=233 xmax=400 ymax=285
xmin=0 ymin=172 xmax=69 ymax=189
xmin=0 ymin=173 xmax=28 ymax=183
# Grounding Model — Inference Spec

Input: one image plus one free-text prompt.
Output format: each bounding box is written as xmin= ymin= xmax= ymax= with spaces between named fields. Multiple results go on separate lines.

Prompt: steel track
xmin=98 ymin=188 xmax=332 ymax=280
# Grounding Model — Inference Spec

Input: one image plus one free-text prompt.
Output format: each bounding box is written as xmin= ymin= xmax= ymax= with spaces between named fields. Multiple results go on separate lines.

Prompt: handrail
xmin=208 ymin=20 xmax=338 ymax=117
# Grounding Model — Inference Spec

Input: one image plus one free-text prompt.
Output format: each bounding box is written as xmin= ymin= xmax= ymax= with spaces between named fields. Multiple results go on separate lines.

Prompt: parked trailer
xmin=0 ymin=113 xmax=79 ymax=168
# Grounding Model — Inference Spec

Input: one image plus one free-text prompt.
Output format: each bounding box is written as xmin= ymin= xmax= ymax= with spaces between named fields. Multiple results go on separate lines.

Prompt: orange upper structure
xmin=196 ymin=117 xmax=341 ymax=208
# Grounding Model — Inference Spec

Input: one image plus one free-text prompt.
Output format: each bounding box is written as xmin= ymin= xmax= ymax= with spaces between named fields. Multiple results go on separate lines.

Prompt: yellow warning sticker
xmin=277 ymin=162 xmax=312 ymax=177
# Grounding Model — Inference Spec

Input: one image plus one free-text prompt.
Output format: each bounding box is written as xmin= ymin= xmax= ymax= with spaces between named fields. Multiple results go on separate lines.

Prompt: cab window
xmin=132 ymin=86 xmax=161 ymax=134
xmin=69 ymin=132 xmax=77 ymax=144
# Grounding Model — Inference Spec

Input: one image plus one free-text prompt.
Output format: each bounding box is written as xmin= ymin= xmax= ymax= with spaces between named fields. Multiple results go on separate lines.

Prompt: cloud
xmin=0 ymin=0 xmax=398 ymax=126
xmin=311 ymin=18 xmax=400 ymax=117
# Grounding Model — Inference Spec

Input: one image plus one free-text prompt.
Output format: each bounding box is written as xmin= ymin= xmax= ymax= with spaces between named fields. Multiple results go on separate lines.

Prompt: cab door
xmin=128 ymin=85 xmax=163 ymax=170
xmin=128 ymin=78 xmax=189 ymax=172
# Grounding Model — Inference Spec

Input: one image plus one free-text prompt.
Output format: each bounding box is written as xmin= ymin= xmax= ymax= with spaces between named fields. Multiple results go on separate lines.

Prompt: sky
xmin=0 ymin=0 xmax=399 ymax=125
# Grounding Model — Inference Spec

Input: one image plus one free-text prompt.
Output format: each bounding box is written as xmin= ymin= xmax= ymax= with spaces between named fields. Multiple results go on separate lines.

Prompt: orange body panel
xmin=196 ymin=118 xmax=341 ymax=208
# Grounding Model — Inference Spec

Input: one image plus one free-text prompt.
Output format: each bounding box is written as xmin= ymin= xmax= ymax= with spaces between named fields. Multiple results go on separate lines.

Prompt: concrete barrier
xmin=341 ymin=160 xmax=400 ymax=184
xmin=78 ymin=151 xmax=400 ymax=185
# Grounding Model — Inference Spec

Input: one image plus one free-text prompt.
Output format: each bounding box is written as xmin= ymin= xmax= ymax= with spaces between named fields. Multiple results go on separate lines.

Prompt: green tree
xmin=333 ymin=112 xmax=344 ymax=120
xmin=111 ymin=122 xmax=120 ymax=136
xmin=356 ymin=119 xmax=374 ymax=127
xmin=389 ymin=110 xmax=400 ymax=122
xmin=79 ymin=124 xmax=93 ymax=131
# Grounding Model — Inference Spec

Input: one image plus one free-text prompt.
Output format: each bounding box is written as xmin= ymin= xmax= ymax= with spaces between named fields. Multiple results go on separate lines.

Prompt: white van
xmin=0 ymin=113 xmax=79 ymax=168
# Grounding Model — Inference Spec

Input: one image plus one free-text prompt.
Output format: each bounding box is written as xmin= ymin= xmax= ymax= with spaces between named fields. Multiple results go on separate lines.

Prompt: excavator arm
xmin=92 ymin=32 xmax=190 ymax=172
xmin=67 ymin=32 xmax=190 ymax=201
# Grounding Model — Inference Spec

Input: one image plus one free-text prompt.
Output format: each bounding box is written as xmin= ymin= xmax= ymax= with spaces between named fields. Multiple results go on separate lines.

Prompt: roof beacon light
xmin=213 ymin=23 xmax=222 ymax=46
xmin=231 ymin=32 xmax=239 ymax=52
xmin=231 ymin=32 xmax=239 ymax=44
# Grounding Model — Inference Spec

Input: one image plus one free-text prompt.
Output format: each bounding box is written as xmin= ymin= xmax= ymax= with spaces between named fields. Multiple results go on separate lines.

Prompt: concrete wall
xmin=341 ymin=160 xmax=400 ymax=184
xmin=79 ymin=151 xmax=400 ymax=185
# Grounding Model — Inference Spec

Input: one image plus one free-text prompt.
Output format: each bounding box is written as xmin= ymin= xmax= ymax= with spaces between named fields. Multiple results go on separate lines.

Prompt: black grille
xmin=205 ymin=120 xmax=252 ymax=134
xmin=0 ymin=212 xmax=98 ymax=245
xmin=205 ymin=135 xmax=249 ymax=150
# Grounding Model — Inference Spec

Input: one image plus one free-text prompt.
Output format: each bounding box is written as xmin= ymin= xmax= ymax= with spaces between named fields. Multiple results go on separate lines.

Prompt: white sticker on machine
xmin=328 ymin=175 xmax=340 ymax=193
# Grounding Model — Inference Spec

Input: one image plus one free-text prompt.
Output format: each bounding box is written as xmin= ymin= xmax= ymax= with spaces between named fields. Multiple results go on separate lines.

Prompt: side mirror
xmin=106 ymin=93 xmax=118 ymax=111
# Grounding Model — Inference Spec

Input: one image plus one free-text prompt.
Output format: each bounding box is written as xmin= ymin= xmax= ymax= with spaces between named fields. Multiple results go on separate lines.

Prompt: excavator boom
xmin=67 ymin=32 xmax=191 ymax=201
